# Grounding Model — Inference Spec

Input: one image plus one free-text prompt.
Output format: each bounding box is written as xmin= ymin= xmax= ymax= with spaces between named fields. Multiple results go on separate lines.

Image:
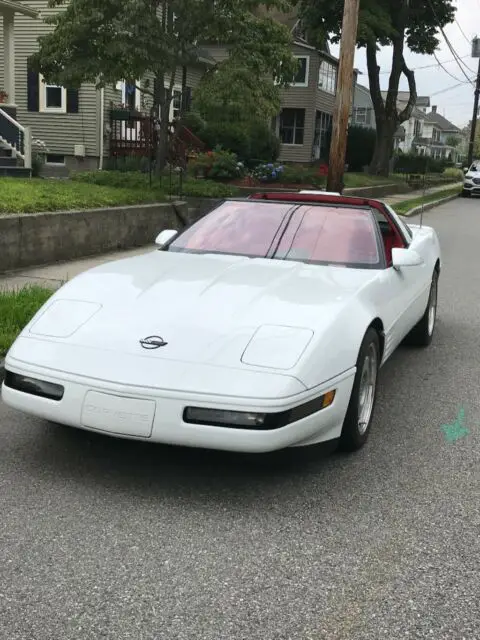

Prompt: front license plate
xmin=81 ymin=391 xmax=156 ymax=438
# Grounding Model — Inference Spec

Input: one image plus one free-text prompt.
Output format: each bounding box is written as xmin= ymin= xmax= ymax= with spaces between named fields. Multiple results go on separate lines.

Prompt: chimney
xmin=432 ymin=105 xmax=437 ymax=113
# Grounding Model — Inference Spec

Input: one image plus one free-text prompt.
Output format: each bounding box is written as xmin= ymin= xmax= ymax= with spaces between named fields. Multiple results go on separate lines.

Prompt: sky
xmin=329 ymin=0 xmax=479 ymax=128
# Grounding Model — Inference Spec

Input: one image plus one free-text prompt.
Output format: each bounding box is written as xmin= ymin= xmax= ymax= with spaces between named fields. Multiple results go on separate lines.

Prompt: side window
xmin=372 ymin=208 xmax=406 ymax=267
xmin=384 ymin=204 xmax=413 ymax=243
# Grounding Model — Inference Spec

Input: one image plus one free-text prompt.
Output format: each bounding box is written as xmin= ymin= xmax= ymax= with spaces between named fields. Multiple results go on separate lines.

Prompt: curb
xmin=0 ymin=359 xmax=4 ymax=382
xmin=402 ymin=192 xmax=461 ymax=217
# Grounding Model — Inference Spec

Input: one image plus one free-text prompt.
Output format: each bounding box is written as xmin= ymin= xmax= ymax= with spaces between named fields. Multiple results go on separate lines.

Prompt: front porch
xmin=0 ymin=0 xmax=38 ymax=173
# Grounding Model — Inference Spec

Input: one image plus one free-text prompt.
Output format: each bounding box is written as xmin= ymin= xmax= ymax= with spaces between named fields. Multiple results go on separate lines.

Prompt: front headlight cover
xmin=241 ymin=324 xmax=314 ymax=370
xmin=29 ymin=299 xmax=102 ymax=338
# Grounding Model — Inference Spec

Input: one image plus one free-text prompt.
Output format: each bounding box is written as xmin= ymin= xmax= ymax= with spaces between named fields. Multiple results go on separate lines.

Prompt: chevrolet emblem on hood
xmin=140 ymin=336 xmax=168 ymax=349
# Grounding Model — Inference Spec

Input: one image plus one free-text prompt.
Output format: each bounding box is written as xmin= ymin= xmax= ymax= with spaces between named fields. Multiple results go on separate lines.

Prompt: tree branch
xmin=366 ymin=41 xmax=385 ymax=118
xmin=398 ymin=60 xmax=417 ymax=123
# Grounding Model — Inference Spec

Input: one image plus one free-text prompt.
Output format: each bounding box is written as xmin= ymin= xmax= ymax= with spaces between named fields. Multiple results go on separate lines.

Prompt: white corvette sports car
xmin=2 ymin=191 xmax=441 ymax=453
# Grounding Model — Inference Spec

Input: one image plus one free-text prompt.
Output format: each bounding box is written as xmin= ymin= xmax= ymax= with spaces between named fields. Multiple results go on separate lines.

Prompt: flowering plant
xmin=0 ymin=90 xmax=8 ymax=103
xmin=251 ymin=162 xmax=284 ymax=182
xmin=190 ymin=146 xmax=245 ymax=180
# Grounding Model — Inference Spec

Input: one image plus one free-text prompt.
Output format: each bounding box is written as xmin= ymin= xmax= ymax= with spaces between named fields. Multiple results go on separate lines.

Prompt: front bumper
xmin=1 ymin=359 xmax=355 ymax=453
xmin=463 ymin=182 xmax=480 ymax=195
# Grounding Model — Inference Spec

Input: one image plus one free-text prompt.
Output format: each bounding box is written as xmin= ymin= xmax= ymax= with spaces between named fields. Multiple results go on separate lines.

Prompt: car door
xmin=370 ymin=206 xmax=431 ymax=359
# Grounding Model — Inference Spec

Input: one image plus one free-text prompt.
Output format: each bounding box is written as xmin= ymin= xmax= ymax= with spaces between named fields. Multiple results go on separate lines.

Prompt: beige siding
xmin=277 ymin=45 xmax=319 ymax=163
xmin=0 ymin=2 xmax=100 ymax=158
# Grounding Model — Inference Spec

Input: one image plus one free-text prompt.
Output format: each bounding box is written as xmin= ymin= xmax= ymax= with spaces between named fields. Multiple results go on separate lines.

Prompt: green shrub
xmin=443 ymin=167 xmax=464 ymax=181
xmin=201 ymin=122 xmax=251 ymax=160
xmin=281 ymin=165 xmax=323 ymax=185
xmin=247 ymin=121 xmax=280 ymax=163
xmin=200 ymin=119 xmax=280 ymax=164
xmin=179 ymin=111 xmax=206 ymax=138
xmin=190 ymin=148 xmax=244 ymax=180
xmin=394 ymin=153 xmax=446 ymax=174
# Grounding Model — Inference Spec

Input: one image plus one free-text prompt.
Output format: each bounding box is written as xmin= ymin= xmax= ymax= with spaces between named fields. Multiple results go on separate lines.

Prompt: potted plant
xmin=0 ymin=90 xmax=8 ymax=104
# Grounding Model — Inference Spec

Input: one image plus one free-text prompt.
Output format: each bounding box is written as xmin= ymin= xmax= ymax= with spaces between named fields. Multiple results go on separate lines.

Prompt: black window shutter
xmin=66 ymin=88 xmax=79 ymax=113
xmin=182 ymin=86 xmax=192 ymax=113
xmin=27 ymin=67 xmax=39 ymax=112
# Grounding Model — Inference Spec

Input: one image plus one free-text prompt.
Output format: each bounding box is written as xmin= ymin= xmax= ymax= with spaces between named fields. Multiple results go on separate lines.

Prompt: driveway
xmin=1 ymin=197 xmax=479 ymax=640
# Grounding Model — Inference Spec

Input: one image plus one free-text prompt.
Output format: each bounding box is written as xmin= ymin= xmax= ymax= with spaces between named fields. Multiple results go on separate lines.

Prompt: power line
xmin=455 ymin=18 xmax=471 ymax=46
xmin=426 ymin=0 xmax=474 ymax=85
xmin=433 ymin=51 xmax=466 ymax=83
xmin=367 ymin=54 xmax=471 ymax=76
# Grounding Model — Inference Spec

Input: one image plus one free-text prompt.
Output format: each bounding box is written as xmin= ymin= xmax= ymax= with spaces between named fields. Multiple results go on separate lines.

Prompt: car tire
xmin=338 ymin=327 xmax=380 ymax=452
xmin=462 ymin=190 xmax=471 ymax=197
xmin=404 ymin=269 xmax=439 ymax=348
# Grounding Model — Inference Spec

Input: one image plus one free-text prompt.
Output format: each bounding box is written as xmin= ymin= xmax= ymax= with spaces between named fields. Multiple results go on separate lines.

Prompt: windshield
xmin=167 ymin=201 xmax=381 ymax=268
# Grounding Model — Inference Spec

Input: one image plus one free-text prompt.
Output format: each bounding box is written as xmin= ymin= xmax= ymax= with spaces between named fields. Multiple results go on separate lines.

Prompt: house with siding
xmin=206 ymin=10 xmax=357 ymax=165
xmin=351 ymin=83 xmax=375 ymax=130
xmin=0 ymin=0 xmax=210 ymax=176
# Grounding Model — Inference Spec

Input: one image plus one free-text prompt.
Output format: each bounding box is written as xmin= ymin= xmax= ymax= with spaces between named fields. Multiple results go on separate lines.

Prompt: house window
xmin=45 ymin=154 xmax=65 ymax=165
xmin=171 ymin=89 xmax=182 ymax=121
xmin=39 ymin=74 xmax=67 ymax=113
xmin=353 ymin=107 xmax=368 ymax=124
xmin=279 ymin=108 xmax=305 ymax=145
xmin=414 ymin=119 xmax=422 ymax=137
xmin=292 ymin=56 xmax=309 ymax=86
xmin=318 ymin=61 xmax=337 ymax=95
xmin=313 ymin=110 xmax=332 ymax=160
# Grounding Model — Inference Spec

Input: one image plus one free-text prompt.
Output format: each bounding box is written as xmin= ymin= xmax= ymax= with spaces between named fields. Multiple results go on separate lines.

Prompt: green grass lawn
xmin=0 ymin=286 xmax=54 ymax=357
xmin=393 ymin=186 xmax=461 ymax=216
xmin=344 ymin=173 xmax=404 ymax=188
xmin=0 ymin=178 xmax=166 ymax=214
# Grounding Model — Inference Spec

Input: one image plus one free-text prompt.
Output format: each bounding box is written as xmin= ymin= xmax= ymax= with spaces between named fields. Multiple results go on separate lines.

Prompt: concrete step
xmin=0 ymin=165 xmax=32 ymax=178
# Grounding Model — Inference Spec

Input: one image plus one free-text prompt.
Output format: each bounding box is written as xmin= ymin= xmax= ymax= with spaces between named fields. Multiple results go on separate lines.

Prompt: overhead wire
xmin=433 ymin=51 xmax=467 ymax=83
xmin=425 ymin=0 xmax=475 ymax=84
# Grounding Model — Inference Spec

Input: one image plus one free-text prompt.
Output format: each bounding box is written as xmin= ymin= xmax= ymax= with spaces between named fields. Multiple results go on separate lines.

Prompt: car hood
xmin=19 ymin=250 xmax=377 ymax=382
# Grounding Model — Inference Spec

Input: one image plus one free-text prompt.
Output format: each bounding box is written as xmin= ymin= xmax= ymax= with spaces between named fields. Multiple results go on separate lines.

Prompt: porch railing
xmin=0 ymin=108 xmax=32 ymax=169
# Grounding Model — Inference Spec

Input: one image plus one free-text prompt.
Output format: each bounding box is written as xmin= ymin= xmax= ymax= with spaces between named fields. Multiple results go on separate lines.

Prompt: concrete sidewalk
xmin=383 ymin=181 xmax=462 ymax=205
xmin=0 ymin=182 xmax=461 ymax=292
xmin=0 ymin=245 xmax=155 ymax=292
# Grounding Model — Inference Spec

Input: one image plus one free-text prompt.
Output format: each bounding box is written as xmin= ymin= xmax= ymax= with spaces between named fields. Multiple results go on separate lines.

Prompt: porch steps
xmin=0 ymin=146 xmax=31 ymax=178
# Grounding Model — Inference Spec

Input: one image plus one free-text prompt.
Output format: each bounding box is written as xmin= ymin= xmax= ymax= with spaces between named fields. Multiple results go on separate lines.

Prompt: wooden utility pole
xmin=326 ymin=0 xmax=361 ymax=193
xmin=467 ymin=57 xmax=480 ymax=167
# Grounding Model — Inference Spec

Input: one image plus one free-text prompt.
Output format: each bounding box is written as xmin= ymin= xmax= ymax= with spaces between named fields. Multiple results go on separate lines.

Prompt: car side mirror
xmin=155 ymin=229 xmax=178 ymax=248
xmin=392 ymin=247 xmax=423 ymax=269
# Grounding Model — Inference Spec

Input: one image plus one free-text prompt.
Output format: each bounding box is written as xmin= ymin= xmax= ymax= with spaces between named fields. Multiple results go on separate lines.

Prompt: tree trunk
xmin=369 ymin=120 xmax=397 ymax=176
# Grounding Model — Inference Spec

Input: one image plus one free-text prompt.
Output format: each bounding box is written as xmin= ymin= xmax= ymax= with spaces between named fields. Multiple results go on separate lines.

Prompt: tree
xmin=30 ymin=0 xmax=298 ymax=173
xmin=193 ymin=59 xmax=283 ymax=123
xmin=299 ymin=0 xmax=457 ymax=175
xmin=445 ymin=135 xmax=460 ymax=148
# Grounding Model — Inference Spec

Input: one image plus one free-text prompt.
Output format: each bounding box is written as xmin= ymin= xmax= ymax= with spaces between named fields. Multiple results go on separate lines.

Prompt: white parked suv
xmin=462 ymin=161 xmax=480 ymax=197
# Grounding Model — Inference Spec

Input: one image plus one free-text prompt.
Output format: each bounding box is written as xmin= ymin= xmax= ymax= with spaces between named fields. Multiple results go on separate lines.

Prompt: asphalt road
xmin=1 ymin=197 xmax=480 ymax=640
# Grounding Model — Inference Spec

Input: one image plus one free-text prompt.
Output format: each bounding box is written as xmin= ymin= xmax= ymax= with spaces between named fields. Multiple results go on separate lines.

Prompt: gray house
xmin=0 ymin=0 xmax=209 ymax=176
xmin=206 ymin=9 xmax=357 ymax=165
xmin=352 ymin=83 xmax=375 ymax=129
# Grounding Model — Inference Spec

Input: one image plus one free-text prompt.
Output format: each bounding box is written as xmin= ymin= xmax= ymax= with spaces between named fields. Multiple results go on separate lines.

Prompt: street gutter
xmin=400 ymin=192 xmax=461 ymax=217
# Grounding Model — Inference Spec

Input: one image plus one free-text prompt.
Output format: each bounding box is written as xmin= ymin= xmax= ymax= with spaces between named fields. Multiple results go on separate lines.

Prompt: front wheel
xmin=404 ymin=269 xmax=438 ymax=347
xmin=338 ymin=327 xmax=380 ymax=452
xmin=462 ymin=189 xmax=471 ymax=198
